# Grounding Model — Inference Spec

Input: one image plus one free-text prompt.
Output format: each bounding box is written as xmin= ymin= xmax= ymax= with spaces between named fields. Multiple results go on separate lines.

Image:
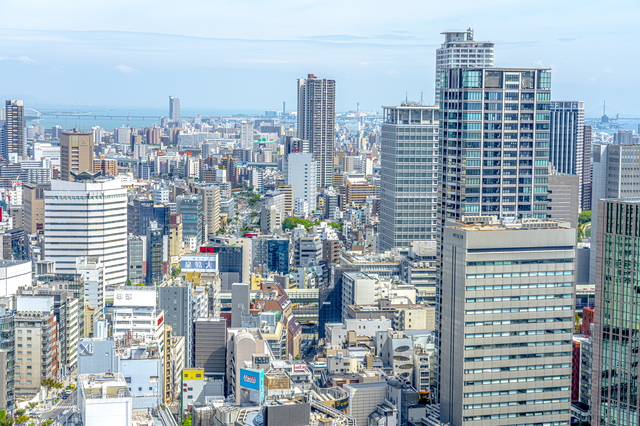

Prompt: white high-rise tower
xmin=435 ymin=28 xmax=494 ymax=105
xmin=44 ymin=172 xmax=128 ymax=287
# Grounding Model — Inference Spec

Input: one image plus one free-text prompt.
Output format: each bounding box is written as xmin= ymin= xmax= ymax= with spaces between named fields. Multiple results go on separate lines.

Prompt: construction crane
xmin=7 ymin=172 xmax=21 ymax=203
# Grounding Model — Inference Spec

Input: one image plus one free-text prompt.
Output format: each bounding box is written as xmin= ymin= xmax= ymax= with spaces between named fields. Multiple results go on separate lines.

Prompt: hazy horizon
xmin=1 ymin=0 xmax=639 ymax=117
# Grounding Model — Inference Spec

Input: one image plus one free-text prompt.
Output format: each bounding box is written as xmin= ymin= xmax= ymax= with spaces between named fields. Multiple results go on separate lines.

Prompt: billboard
xmin=335 ymin=396 xmax=349 ymax=410
xmin=240 ymin=368 xmax=264 ymax=404
xmin=200 ymin=246 xmax=216 ymax=253
xmin=181 ymin=255 xmax=218 ymax=273
xmin=293 ymin=364 xmax=307 ymax=372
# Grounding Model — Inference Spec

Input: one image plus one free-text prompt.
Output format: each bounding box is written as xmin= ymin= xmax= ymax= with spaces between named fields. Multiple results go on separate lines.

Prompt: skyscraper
xmin=379 ymin=103 xmax=439 ymax=250
xmin=435 ymin=29 xmax=494 ymax=106
xmin=60 ymin=130 xmax=94 ymax=181
xmin=438 ymin=67 xmax=552 ymax=222
xmin=440 ymin=217 xmax=575 ymax=426
xmin=240 ymin=121 xmax=253 ymax=150
xmin=582 ymin=124 xmax=593 ymax=211
xmin=297 ymin=74 xmax=336 ymax=187
xmin=283 ymin=152 xmax=317 ymax=214
xmin=592 ymin=199 xmax=640 ymax=425
xmin=44 ymin=173 xmax=128 ymax=287
xmin=549 ymin=100 xmax=584 ymax=203
xmin=589 ymin=144 xmax=640 ymax=285
xmin=169 ymin=96 xmax=180 ymax=123
xmin=2 ymin=100 xmax=24 ymax=160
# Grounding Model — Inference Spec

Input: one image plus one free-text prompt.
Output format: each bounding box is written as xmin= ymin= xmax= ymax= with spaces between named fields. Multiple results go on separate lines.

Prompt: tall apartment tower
xmin=240 ymin=121 xmax=254 ymax=150
xmin=592 ymin=199 xmax=640 ymax=425
xmin=438 ymin=67 xmax=552 ymax=223
xmin=60 ymin=130 xmax=94 ymax=181
xmin=440 ymin=217 xmax=575 ymax=426
xmin=435 ymin=29 xmax=494 ymax=106
xmin=169 ymin=96 xmax=180 ymax=122
xmin=549 ymin=100 xmax=584 ymax=204
xmin=283 ymin=152 xmax=317 ymax=214
xmin=582 ymin=125 xmax=592 ymax=211
xmin=297 ymin=74 xmax=336 ymax=187
xmin=379 ymin=103 xmax=439 ymax=251
xmin=44 ymin=174 xmax=128 ymax=287
xmin=589 ymin=144 xmax=640 ymax=285
xmin=2 ymin=100 xmax=24 ymax=160
xmin=201 ymin=185 xmax=221 ymax=239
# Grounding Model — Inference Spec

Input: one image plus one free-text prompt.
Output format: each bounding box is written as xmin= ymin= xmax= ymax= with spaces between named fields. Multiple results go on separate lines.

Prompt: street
xmin=40 ymin=390 xmax=76 ymax=424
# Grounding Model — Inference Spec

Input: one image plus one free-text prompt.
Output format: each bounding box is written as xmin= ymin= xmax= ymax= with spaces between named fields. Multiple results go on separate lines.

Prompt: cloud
xmin=359 ymin=62 xmax=369 ymax=68
xmin=114 ymin=64 xmax=138 ymax=73
xmin=386 ymin=69 xmax=399 ymax=76
xmin=16 ymin=56 xmax=37 ymax=63
xmin=587 ymin=77 xmax=596 ymax=83
xmin=533 ymin=60 xmax=556 ymax=70
xmin=557 ymin=37 xmax=579 ymax=42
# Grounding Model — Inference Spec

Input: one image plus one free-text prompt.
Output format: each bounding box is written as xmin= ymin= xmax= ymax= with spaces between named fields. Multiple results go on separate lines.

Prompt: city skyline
xmin=0 ymin=1 xmax=639 ymax=115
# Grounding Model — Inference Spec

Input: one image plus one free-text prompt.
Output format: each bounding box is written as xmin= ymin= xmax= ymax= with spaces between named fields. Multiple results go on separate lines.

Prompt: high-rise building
xmin=201 ymin=186 xmax=221 ymax=239
xmin=283 ymin=152 xmax=317 ymax=214
xmin=438 ymin=67 xmax=552 ymax=222
xmin=2 ymin=100 xmax=24 ymax=161
xmin=127 ymin=236 xmax=144 ymax=286
xmin=379 ymin=104 xmax=439 ymax=251
xmin=44 ymin=174 xmax=128 ymax=287
xmin=178 ymin=195 xmax=203 ymax=245
xmin=440 ymin=217 xmax=575 ymax=425
xmin=146 ymin=222 xmax=164 ymax=285
xmin=192 ymin=318 xmax=227 ymax=376
xmin=23 ymin=183 xmax=49 ymax=235
xmin=0 ymin=308 xmax=14 ymax=413
xmin=297 ymin=74 xmax=336 ymax=187
xmin=616 ymin=129 xmax=633 ymax=144
xmin=114 ymin=126 xmax=131 ymax=146
xmin=589 ymin=144 xmax=640 ymax=285
xmin=435 ymin=29 xmax=494 ymax=105
xmin=159 ymin=283 xmax=194 ymax=367
xmin=240 ymin=121 xmax=253 ymax=150
xmin=60 ymin=130 xmax=94 ymax=181
xmin=169 ymin=96 xmax=180 ymax=123
xmin=93 ymin=155 xmax=118 ymax=178
xmin=547 ymin=173 xmax=580 ymax=230
xmin=549 ymin=101 xmax=584 ymax=203
xmin=76 ymin=256 xmax=105 ymax=313
xmin=582 ymin=125 xmax=592 ymax=211
xmin=592 ymin=199 xmax=640 ymax=425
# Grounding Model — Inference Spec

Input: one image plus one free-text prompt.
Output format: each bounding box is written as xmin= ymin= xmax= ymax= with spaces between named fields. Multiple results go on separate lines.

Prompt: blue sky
xmin=0 ymin=0 xmax=638 ymax=117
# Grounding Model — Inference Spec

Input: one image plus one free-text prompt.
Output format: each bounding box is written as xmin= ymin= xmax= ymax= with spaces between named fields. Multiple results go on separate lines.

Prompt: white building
xmin=284 ymin=152 xmax=317 ymax=213
xmin=240 ymin=121 xmax=254 ymax=150
xmin=33 ymin=142 xmax=60 ymax=167
xmin=0 ymin=260 xmax=31 ymax=297
xmin=44 ymin=176 xmax=128 ymax=287
xmin=114 ymin=126 xmax=131 ymax=146
xmin=434 ymin=27 xmax=494 ymax=105
xmin=78 ymin=372 xmax=133 ymax=426
xmin=152 ymin=185 xmax=170 ymax=205
xmin=77 ymin=257 xmax=105 ymax=313
xmin=112 ymin=287 xmax=165 ymax=346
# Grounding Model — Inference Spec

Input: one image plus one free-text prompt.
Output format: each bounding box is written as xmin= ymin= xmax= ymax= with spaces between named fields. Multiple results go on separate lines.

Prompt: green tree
xmin=0 ymin=410 xmax=12 ymax=426
xmin=579 ymin=210 xmax=591 ymax=225
xmin=181 ymin=415 xmax=192 ymax=426
xmin=282 ymin=217 xmax=313 ymax=231
xmin=126 ymin=278 xmax=132 ymax=286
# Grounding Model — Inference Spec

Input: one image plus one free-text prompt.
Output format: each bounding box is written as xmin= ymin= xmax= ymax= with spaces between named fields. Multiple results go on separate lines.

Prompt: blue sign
xmin=240 ymin=368 xmax=264 ymax=403
xmin=181 ymin=255 xmax=218 ymax=273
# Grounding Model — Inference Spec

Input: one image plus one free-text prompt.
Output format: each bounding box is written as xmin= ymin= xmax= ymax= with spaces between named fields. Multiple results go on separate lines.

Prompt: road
xmin=40 ymin=390 xmax=76 ymax=424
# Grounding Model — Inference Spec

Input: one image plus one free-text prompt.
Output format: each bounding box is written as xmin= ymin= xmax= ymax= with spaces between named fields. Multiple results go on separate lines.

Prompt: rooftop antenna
xmin=420 ymin=92 xmax=424 ymax=105
xmin=405 ymin=92 xmax=408 ymax=103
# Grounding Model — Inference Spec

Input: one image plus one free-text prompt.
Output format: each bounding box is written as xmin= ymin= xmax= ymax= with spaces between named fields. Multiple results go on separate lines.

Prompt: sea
xmin=28 ymin=105 xmax=266 ymax=132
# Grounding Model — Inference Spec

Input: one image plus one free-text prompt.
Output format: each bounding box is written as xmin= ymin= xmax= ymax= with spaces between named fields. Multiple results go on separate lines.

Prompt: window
xmin=462 ymin=70 xmax=481 ymax=88
xmin=537 ymin=71 xmax=551 ymax=89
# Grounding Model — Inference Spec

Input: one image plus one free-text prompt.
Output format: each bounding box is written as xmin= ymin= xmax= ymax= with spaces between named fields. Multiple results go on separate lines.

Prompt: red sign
xmin=200 ymin=246 xmax=216 ymax=253
xmin=244 ymin=233 xmax=259 ymax=239
xmin=157 ymin=315 xmax=163 ymax=326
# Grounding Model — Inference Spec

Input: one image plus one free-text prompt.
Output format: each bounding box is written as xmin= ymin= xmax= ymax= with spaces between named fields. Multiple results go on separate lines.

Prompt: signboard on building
xmin=293 ymin=364 xmax=307 ymax=372
xmin=335 ymin=396 xmax=349 ymax=410
xmin=181 ymin=255 xmax=218 ymax=273
xmin=240 ymin=368 xmax=264 ymax=404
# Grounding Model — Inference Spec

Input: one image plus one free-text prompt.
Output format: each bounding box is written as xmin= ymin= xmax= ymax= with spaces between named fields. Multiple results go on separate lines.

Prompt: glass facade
xmin=267 ymin=239 xmax=289 ymax=275
xmin=594 ymin=200 xmax=640 ymax=425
